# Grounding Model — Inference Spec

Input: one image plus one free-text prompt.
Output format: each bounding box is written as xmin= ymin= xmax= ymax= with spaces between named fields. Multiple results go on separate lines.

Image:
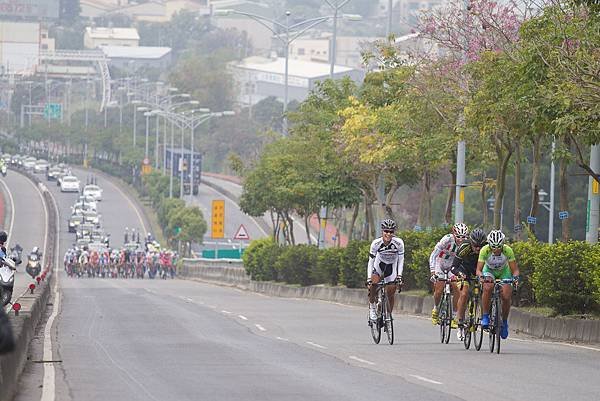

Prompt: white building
xmin=0 ymin=22 xmax=54 ymax=75
xmin=84 ymin=27 xmax=140 ymax=49
xmin=230 ymin=56 xmax=364 ymax=107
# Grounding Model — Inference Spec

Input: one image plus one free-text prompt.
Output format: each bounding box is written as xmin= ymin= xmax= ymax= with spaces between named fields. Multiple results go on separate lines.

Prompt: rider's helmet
xmin=469 ymin=228 xmax=487 ymax=248
xmin=381 ymin=219 xmax=397 ymax=232
xmin=32 ymin=246 xmax=40 ymax=254
xmin=487 ymin=230 xmax=505 ymax=249
xmin=452 ymin=222 xmax=469 ymax=238
xmin=0 ymin=231 xmax=7 ymax=244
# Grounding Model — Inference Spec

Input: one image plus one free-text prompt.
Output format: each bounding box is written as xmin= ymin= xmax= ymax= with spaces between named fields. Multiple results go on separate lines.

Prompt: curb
xmin=180 ymin=260 xmax=600 ymax=345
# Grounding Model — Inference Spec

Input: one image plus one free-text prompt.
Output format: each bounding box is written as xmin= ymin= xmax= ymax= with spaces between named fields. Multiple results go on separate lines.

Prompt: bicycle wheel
xmin=443 ymin=292 xmax=452 ymax=344
xmin=370 ymin=293 xmax=382 ymax=344
xmin=473 ymin=297 xmax=484 ymax=351
xmin=383 ymin=295 xmax=394 ymax=345
xmin=495 ymin=296 xmax=501 ymax=354
xmin=439 ymin=296 xmax=447 ymax=344
xmin=489 ymin=296 xmax=497 ymax=353
xmin=463 ymin=300 xmax=472 ymax=350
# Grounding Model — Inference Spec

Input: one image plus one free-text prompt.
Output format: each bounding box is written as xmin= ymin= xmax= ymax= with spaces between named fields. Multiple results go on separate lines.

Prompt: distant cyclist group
xmin=366 ymin=219 xmax=520 ymax=346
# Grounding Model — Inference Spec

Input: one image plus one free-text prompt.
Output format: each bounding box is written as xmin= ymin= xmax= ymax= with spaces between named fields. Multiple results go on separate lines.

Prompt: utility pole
xmin=586 ymin=144 xmax=599 ymax=244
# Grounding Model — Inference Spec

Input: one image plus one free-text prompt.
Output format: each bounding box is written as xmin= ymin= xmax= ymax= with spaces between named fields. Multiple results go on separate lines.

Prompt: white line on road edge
xmin=510 ymin=337 xmax=600 ymax=352
xmin=276 ymin=337 xmax=289 ymax=341
xmin=409 ymin=375 xmax=443 ymax=385
xmin=0 ymin=178 xmax=16 ymax=313
xmin=40 ymin=186 xmax=60 ymax=401
xmin=306 ymin=341 xmax=327 ymax=349
xmin=238 ymin=315 xmax=248 ymax=320
xmin=221 ymin=310 xmax=232 ymax=314
xmin=349 ymin=356 xmax=375 ymax=366
xmin=255 ymin=324 xmax=266 ymax=331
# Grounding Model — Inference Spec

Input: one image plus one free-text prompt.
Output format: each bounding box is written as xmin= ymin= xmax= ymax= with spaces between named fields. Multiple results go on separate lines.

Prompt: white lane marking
xmin=221 ymin=310 xmax=232 ymax=314
xmin=276 ymin=337 xmax=289 ymax=341
xmin=0 ymin=178 xmax=15 ymax=241
xmin=349 ymin=356 xmax=375 ymax=366
xmin=255 ymin=324 xmax=266 ymax=331
xmin=91 ymin=169 xmax=147 ymax=234
xmin=185 ymin=297 xmax=193 ymax=302
xmin=238 ymin=315 xmax=248 ymax=320
xmin=409 ymin=375 xmax=443 ymax=385
xmin=306 ymin=341 xmax=327 ymax=349
xmin=41 ymin=185 xmax=61 ymax=401
xmin=510 ymin=337 xmax=600 ymax=352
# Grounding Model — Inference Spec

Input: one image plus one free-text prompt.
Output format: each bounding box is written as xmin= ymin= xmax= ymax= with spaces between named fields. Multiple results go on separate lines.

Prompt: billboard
xmin=0 ymin=0 xmax=59 ymax=19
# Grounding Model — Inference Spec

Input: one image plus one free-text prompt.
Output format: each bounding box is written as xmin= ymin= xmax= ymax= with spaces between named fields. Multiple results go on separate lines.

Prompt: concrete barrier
xmin=0 ymin=167 xmax=58 ymax=401
xmin=180 ymin=259 xmax=600 ymax=345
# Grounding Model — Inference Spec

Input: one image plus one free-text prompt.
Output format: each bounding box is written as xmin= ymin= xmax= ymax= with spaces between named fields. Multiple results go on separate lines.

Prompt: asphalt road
xmin=0 ymin=169 xmax=48 ymax=306
xmin=9 ymin=169 xmax=600 ymax=401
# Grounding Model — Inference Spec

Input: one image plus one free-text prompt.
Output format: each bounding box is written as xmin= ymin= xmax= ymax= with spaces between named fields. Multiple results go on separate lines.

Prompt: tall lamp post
xmin=214 ymin=9 xmax=360 ymax=136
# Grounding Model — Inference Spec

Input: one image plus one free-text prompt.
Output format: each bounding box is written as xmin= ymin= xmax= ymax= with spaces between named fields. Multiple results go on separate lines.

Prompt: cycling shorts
xmin=371 ymin=262 xmax=397 ymax=284
xmin=482 ymin=265 xmax=512 ymax=280
xmin=432 ymin=259 xmax=456 ymax=279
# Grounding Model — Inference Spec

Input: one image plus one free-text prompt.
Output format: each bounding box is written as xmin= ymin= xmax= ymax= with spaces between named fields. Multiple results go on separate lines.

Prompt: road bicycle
xmin=436 ymin=271 xmax=454 ymax=344
xmin=368 ymin=281 xmax=395 ymax=345
xmin=485 ymin=278 xmax=515 ymax=354
xmin=462 ymin=278 xmax=483 ymax=350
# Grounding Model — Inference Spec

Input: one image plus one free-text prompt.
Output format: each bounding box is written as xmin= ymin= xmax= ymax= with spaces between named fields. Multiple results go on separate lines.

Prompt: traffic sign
xmin=143 ymin=157 xmax=150 ymax=165
xmin=593 ymin=179 xmax=599 ymax=194
xmin=514 ymin=224 xmax=523 ymax=233
xmin=233 ymin=224 xmax=250 ymax=240
xmin=527 ymin=216 xmax=537 ymax=224
xmin=141 ymin=164 xmax=152 ymax=175
xmin=559 ymin=211 xmax=569 ymax=220
xmin=43 ymin=103 xmax=62 ymax=120
xmin=211 ymin=200 xmax=225 ymax=239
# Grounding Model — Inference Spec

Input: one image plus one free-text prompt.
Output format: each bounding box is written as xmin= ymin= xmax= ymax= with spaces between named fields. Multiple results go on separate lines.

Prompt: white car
xmin=82 ymin=184 xmax=103 ymax=201
xmin=22 ymin=157 xmax=37 ymax=171
xmin=34 ymin=160 xmax=49 ymax=174
xmin=75 ymin=195 xmax=97 ymax=211
xmin=60 ymin=175 xmax=80 ymax=193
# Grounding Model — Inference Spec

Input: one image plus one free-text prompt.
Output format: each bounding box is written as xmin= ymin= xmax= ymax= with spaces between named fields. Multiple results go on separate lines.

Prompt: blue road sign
xmin=527 ymin=216 xmax=537 ymax=224
xmin=44 ymin=103 xmax=62 ymax=120
xmin=559 ymin=211 xmax=569 ymax=220
xmin=514 ymin=224 xmax=523 ymax=232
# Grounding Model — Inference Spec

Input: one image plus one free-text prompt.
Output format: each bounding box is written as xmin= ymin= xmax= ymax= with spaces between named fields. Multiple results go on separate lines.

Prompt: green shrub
xmin=510 ymin=239 xmax=548 ymax=306
xmin=242 ymin=238 xmax=280 ymax=281
xmin=339 ymin=240 xmax=370 ymax=288
xmin=532 ymin=241 xmax=599 ymax=315
xmin=314 ymin=247 xmax=344 ymax=286
xmin=274 ymin=244 xmax=319 ymax=286
xmin=400 ymin=228 xmax=446 ymax=291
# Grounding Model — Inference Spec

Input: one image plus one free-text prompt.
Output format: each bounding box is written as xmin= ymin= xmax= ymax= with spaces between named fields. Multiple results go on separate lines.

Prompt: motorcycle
xmin=0 ymin=164 xmax=7 ymax=177
xmin=0 ymin=257 xmax=17 ymax=307
xmin=25 ymin=253 xmax=42 ymax=279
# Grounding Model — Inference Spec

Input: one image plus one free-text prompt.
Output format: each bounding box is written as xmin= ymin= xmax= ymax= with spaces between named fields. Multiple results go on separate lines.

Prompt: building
xmin=0 ymin=21 xmax=54 ymax=75
xmin=100 ymin=45 xmax=172 ymax=70
xmin=84 ymin=27 xmax=140 ymax=49
xmin=230 ymin=56 xmax=364 ymax=107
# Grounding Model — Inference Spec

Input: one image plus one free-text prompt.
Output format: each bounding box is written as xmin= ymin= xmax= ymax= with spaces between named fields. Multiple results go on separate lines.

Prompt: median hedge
xmin=242 ymin=232 xmax=600 ymax=316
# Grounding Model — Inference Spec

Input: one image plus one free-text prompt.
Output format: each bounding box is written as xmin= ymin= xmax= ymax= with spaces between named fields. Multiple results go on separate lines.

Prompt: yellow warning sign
xmin=211 ymin=200 xmax=225 ymax=239
xmin=459 ymin=188 xmax=465 ymax=203
xmin=593 ymin=179 xmax=599 ymax=194
xmin=141 ymin=164 xmax=152 ymax=175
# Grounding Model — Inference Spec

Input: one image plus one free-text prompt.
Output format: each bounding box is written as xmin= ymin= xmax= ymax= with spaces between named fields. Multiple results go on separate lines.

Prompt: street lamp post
xmin=144 ymin=111 xmax=152 ymax=160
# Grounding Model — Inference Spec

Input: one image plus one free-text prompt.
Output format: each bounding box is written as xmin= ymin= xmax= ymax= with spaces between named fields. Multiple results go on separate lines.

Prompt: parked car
xmin=82 ymin=184 xmax=103 ymax=201
xmin=60 ymin=175 xmax=80 ymax=192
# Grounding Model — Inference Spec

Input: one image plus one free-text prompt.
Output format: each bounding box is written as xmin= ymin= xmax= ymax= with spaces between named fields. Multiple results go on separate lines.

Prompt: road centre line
xmin=349 ymin=356 xmax=375 ymax=366
xmin=409 ymin=375 xmax=443 ymax=385
xmin=255 ymin=324 xmax=266 ymax=331
xmin=221 ymin=310 xmax=232 ymax=314
xmin=276 ymin=337 xmax=289 ymax=341
xmin=238 ymin=315 xmax=248 ymax=320
xmin=306 ymin=341 xmax=327 ymax=349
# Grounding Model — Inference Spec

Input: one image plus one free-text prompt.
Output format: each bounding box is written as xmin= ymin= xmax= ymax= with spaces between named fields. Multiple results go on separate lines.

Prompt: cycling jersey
xmin=367 ymin=237 xmax=405 ymax=283
xmin=478 ymin=244 xmax=515 ymax=280
xmin=429 ymin=233 xmax=460 ymax=275
xmin=450 ymin=242 xmax=480 ymax=279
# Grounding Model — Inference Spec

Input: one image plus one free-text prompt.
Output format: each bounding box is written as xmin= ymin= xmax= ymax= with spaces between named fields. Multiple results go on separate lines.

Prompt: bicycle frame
xmin=368 ymin=281 xmax=395 ymax=345
xmin=485 ymin=278 xmax=514 ymax=354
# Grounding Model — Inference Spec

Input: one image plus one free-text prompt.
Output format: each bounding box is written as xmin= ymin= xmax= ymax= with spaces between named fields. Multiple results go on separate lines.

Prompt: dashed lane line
xmin=349 ymin=356 xmax=375 ymax=366
xmin=306 ymin=341 xmax=327 ymax=349
xmin=255 ymin=324 xmax=266 ymax=332
xmin=238 ymin=315 xmax=248 ymax=320
xmin=409 ymin=375 xmax=443 ymax=385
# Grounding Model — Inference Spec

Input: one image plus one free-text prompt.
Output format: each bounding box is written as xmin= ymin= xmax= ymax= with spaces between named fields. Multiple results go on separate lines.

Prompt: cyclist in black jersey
xmin=450 ymin=228 xmax=487 ymax=340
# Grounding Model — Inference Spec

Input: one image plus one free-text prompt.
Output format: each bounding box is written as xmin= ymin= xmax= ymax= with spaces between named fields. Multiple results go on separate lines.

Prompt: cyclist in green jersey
xmin=475 ymin=230 xmax=520 ymax=339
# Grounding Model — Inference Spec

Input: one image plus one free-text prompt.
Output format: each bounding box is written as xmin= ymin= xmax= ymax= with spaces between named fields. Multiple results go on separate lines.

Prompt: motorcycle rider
xmin=0 ymin=231 xmax=8 ymax=255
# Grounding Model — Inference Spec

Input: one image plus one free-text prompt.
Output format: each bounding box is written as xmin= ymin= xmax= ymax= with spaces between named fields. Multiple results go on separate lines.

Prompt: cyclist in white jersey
xmin=429 ymin=223 xmax=469 ymax=327
xmin=366 ymin=219 xmax=405 ymax=321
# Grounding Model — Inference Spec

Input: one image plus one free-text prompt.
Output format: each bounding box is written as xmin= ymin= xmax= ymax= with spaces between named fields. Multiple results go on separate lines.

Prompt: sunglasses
xmin=455 ymin=235 xmax=468 ymax=240
xmin=383 ymin=230 xmax=395 ymax=234
xmin=490 ymin=245 xmax=503 ymax=250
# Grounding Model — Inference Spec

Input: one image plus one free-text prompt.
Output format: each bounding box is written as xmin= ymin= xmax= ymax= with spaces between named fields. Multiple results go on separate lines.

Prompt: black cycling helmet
xmin=381 ymin=219 xmax=397 ymax=231
xmin=0 ymin=231 xmax=7 ymax=243
xmin=469 ymin=228 xmax=486 ymax=247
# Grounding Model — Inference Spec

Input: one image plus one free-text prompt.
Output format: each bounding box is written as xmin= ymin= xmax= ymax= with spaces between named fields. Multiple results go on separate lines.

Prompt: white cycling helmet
xmin=452 ymin=222 xmax=469 ymax=238
xmin=487 ymin=230 xmax=505 ymax=248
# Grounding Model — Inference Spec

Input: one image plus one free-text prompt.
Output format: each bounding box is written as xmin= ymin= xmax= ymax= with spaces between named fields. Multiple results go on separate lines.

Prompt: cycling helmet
xmin=0 ymin=231 xmax=7 ymax=243
xmin=469 ymin=228 xmax=486 ymax=247
xmin=452 ymin=222 xmax=469 ymax=238
xmin=381 ymin=219 xmax=397 ymax=231
xmin=487 ymin=230 xmax=505 ymax=248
